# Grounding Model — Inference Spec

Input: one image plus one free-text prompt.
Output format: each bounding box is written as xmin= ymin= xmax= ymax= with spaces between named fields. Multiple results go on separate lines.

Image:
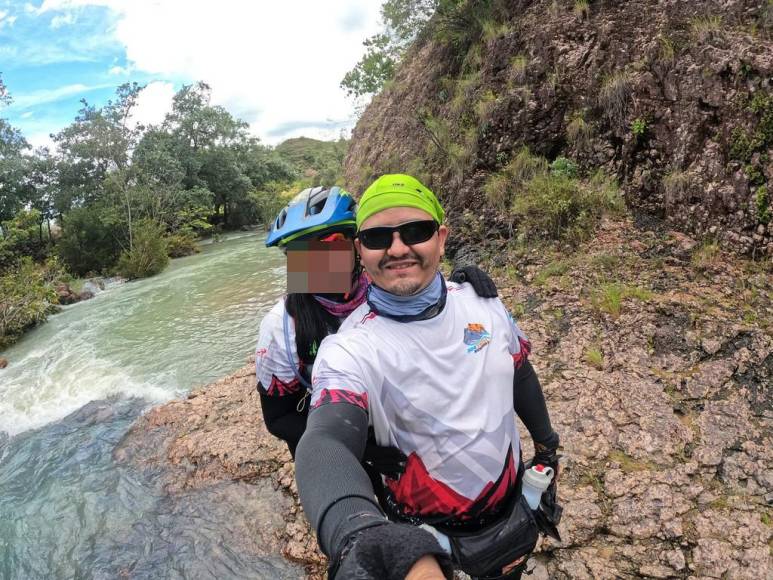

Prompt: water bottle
xmin=521 ymin=464 xmax=554 ymax=509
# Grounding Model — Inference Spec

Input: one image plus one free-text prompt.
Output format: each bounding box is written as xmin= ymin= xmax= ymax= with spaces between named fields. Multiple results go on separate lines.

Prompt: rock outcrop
xmin=343 ymin=0 xmax=773 ymax=257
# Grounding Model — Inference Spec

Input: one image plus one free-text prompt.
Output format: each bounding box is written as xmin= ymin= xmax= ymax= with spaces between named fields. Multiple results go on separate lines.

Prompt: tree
xmin=341 ymin=0 xmax=439 ymax=98
xmin=0 ymin=75 xmax=31 ymax=223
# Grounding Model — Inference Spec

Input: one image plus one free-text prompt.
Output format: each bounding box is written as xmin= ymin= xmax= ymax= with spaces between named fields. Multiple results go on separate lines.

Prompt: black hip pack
xmin=444 ymin=492 xmax=538 ymax=578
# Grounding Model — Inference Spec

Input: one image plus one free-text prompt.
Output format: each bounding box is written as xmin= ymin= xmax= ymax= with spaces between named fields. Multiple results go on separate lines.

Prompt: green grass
xmin=584 ymin=345 xmax=604 ymax=370
xmin=591 ymin=282 xmax=652 ymax=318
xmin=608 ymin=450 xmax=654 ymax=473
xmin=510 ymin=55 xmax=528 ymax=84
xmin=574 ymin=0 xmax=590 ymax=19
xmin=534 ymin=259 xmax=572 ymax=286
xmin=691 ymin=241 xmax=721 ymax=271
xmin=690 ymin=15 xmax=723 ymax=43
xmin=567 ymin=111 xmax=592 ymax=149
xmin=599 ymin=70 xmax=632 ymax=125
xmin=662 ymin=170 xmax=692 ymax=204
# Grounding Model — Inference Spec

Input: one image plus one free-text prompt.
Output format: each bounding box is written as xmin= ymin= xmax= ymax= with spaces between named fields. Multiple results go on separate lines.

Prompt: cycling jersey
xmin=255 ymin=299 xmax=303 ymax=397
xmin=310 ymin=281 xmax=531 ymax=520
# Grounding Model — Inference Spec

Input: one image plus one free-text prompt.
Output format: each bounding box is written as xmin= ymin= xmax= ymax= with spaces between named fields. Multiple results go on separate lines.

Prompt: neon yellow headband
xmin=356 ymin=174 xmax=445 ymax=230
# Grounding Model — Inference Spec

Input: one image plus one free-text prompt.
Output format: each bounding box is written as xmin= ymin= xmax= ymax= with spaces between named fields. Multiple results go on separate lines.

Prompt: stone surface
xmin=117 ymin=219 xmax=772 ymax=579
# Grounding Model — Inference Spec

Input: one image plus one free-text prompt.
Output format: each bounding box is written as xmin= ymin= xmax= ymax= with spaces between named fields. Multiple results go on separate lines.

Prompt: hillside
xmin=343 ymin=0 xmax=773 ymax=258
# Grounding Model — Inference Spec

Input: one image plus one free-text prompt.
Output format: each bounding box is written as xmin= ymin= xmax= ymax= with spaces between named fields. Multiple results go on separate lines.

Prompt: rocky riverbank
xmin=115 ymin=216 xmax=771 ymax=579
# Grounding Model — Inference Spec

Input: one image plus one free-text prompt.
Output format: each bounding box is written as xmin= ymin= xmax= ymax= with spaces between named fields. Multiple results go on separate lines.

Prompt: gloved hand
xmin=525 ymin=443 xmax=562 ymax=540
xmin=332 ymin=521 xmax=454 ymax=580
xmin=449 ymin=265 xmax=498 ymax=298
xmin=363 ymin=441 xmax=407 ymax=479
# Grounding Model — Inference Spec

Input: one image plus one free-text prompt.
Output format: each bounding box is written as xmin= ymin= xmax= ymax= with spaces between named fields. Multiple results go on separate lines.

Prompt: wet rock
xmin=0 ymin=357 xmax=7 ymax=369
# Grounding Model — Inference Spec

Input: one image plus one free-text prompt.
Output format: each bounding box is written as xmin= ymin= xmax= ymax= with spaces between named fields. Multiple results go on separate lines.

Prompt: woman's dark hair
xmin=285 ymin=293 xmax=342 ymax=372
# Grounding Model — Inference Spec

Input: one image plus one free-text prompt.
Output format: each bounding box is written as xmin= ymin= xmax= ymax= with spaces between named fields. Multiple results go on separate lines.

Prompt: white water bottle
xmin=521 ymin=464 xmax=554 ymax=509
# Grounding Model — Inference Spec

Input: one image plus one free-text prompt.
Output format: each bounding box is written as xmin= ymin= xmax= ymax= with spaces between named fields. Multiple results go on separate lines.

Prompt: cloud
xmin=0 ymin=9 xmax=17 ymax=28
xmin=20 ymin=111 xmax=34 ymax=118
xmin=130 ymin=80 xmax=174 ymax=129
xmin=29 ymin=0 xmax=382 ymax=143
xmin=108 ymin=64 xmax=131 ymax=75
xmin=50 ymin=12 xmax=75 ymax=28
xmin=8 ymin=82 xmax=113 ymax=109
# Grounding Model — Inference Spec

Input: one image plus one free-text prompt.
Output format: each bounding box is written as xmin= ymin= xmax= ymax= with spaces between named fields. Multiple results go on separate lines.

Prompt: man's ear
xmin=354 ymin=238 xmax=362 ymax=255
xmin=438 ymin=225 xmax=448 ymax=256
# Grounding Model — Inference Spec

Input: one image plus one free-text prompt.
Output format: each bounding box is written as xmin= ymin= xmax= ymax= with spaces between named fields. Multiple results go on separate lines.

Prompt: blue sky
xmin=0 ymin=0 xmax=382 ymax=148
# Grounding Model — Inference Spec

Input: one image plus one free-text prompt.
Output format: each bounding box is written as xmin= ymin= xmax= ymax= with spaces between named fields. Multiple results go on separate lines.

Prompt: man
xmin=295 ymin=174 xmax=560 ymax=580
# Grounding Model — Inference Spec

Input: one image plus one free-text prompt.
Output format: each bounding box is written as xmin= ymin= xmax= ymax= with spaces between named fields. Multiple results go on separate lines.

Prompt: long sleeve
xmin=513 ymin=359 xmax=559 ymax=449
xmin=258 ymin=387 xmax=308 ymax=457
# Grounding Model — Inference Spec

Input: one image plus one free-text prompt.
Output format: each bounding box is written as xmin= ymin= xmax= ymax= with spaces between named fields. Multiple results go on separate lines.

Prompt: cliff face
xmin=343 ymin=0 xmax=773 ymax=256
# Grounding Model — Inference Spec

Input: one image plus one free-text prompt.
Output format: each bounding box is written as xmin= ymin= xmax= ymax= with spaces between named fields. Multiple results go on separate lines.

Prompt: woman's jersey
xmin=255 ymin=299 xmax=303 ymax=396
xmin=310 ymin=281 xmax=531 ymax=520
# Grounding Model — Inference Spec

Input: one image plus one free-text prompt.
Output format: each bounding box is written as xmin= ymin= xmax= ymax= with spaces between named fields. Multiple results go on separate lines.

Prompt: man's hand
xmin=406 ymin=556 xmax=446 ymax=580
xmin=363 ymin=441 xmax=407 ymax=479
xmin=449 ymin=265 xmax=498 ymax=298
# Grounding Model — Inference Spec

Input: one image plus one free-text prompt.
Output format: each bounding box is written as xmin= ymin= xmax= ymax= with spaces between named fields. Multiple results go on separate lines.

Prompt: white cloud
xmin=50 ymin=12 xmax=75 ymax=28
xmin=35 ymin=0 xmax=384 ymax=144
xmin=0 ymin=9 xmax=17 ymax=28
xmin=9 ymin=82 xmax=113 ymax=109
xmin=130 ymin=81 xmax=174 ymax=129
xmin=20 ymin=111 xmax=34 ymax=118
xmin=108 ymin=64 xmax=131 ymax=75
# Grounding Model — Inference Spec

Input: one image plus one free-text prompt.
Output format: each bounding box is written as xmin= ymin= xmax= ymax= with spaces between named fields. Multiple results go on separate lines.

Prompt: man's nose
xmin=386 ymin=231 xmax=411 ymax=255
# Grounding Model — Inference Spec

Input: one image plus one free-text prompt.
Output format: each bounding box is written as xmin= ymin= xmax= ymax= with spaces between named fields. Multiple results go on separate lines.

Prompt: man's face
xmin=355 ymin=206 xmax=447 ymax=296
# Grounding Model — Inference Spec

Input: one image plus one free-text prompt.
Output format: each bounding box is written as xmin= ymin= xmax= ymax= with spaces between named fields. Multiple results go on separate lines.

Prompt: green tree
xmin=116 ymin=219 xmax=169 ymax=279
xmin=0 ymin=257 xmax=62 ymax=348
xmin=341 ymin=0 xmax=438 ymax=97
xmin=0 ymin=75 xmax=31 ymax=223
xmin=56 ymin=206 xmax=122 ymax=276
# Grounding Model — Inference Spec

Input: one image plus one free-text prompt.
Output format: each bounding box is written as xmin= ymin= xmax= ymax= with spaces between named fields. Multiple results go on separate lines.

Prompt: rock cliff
xmin=343 ymin=0 xmax=773 ymax=257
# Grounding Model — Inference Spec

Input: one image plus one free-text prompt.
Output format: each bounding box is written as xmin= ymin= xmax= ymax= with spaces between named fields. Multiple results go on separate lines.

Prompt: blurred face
xmin=355 ymin=206 xmax=447 ymax=296
xmin=285 ymin=233 xmax=355 ymax=294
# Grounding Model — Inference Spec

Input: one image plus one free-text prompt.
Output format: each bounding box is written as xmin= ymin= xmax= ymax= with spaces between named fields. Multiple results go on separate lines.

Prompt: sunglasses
xmin=357 ymin=219 xmax=439 ymax=250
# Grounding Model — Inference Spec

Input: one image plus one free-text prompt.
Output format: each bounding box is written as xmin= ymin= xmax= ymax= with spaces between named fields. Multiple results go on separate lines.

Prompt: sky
xmin=0 ymin=0 xmax=383 ymax=148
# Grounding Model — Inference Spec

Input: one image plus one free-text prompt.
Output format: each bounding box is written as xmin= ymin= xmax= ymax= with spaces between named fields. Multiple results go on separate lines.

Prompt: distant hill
xmin=275 ymin=137 xmax=349 ymax=186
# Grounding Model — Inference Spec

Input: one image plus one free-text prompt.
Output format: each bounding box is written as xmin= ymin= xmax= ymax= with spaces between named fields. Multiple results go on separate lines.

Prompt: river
xmin=0 ymin=232 xmax=304 ymax=579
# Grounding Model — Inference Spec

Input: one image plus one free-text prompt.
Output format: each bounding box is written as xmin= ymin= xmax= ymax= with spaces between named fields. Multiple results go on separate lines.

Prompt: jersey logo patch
xmin=464 ymin=323 xmax=491 ymax=353
xmin=255 ymin=348 xmax=268 ymax=358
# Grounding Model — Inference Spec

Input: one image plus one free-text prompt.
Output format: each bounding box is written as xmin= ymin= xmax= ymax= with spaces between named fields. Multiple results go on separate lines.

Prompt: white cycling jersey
xmin=311 ymin=281 xmax=531 ymax=519
xmin=255 ymin=299 xmax=303 ymax=396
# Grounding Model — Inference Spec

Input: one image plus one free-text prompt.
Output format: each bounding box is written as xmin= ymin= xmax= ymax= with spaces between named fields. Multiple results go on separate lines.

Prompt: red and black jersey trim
xmin=384 ymin=444 xmax=518 ymax=522
xmin=259 ymin=374 xmax=302 ymax=396
xmin=311 ymin=388 xmax=369 ymax=411
xmin=512 ymin=337 xmax=532 ymax=369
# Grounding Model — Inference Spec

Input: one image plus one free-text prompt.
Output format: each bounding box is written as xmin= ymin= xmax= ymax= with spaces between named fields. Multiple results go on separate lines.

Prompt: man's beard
xmin=378 ymin=252 xmax=430 ymax=296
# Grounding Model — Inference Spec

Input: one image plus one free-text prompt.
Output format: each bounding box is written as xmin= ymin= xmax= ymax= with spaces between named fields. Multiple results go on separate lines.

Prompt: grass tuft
xmin=599 ymin=70 xmax=632 ymax=125
xmin=584 ymin=345 xmax=605 ymax=370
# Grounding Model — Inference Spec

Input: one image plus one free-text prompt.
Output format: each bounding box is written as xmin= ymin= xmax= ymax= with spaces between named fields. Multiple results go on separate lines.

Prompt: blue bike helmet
xmin=265 ymin=186 xmax=356 ymax=247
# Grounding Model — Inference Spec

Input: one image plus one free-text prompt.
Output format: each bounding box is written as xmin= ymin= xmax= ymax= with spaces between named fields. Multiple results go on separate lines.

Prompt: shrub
xmin=549 ymin=156 xmax=578 ymax=178
xmin=510 ymin=55 xmax=528 ymax=84
xmin=756 ymin=186 xmax=771 ymax=224
xmin=691 ymin=241 xmax=721 ymax=271
xmin=631 ymin=118 xmax=648 ymax=140
xmin=729 ymin=127 xmax=760 ymax=162
xmin=116 ymin=219 xmax=169 ymax=280
xmin=574 ymin=0 xmax=590 ymax=20
xmin=0 ymin=258 xmax=60 ymax=348
xmin=165 ymin=232 xmax=200 ymax=258
xmin=658 ymin=36 xmax=675 ymax=64
xmin=690 ymin=15 xmax=723 ymax=44
xmin=599 ymin=70 xmax=632 ymax=125
xmin=483 ymin=147 xmax=548 ymax=209
xmin=567 ymin=111 xmax=593 ymax=150
xmin=56 ymin=206 xmax=122 ymax=276
xmin=474 ymin=89 xmax=498 ymax=120
xmin=512 ymin=174 xmax=594 ymax=243
xmin=662 ymin=170 xmax=692 ymax=206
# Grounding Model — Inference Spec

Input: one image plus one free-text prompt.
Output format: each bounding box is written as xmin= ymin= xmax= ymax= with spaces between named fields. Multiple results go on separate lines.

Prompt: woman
xmin=255 ymin=185 xmax=497 ymax=469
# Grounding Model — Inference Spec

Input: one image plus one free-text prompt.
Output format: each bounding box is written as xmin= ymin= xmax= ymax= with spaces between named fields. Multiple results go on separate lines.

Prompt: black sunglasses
xmin=357 ymin=219 xmax=439 ymax=250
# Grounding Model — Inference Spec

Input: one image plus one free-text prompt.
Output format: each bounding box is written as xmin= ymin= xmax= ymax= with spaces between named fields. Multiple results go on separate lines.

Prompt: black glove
xmin=331 ymin=521 xmax=454 ymax=580
xmin=363 ymin=441 xmax=407 ymax=480
xmin=450 ymin=265 xmax=498 ymax=298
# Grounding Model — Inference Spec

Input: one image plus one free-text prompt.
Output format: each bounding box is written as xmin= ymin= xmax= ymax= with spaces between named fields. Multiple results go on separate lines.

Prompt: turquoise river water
xmin=0 ymin=232 xmax=304 ymax=579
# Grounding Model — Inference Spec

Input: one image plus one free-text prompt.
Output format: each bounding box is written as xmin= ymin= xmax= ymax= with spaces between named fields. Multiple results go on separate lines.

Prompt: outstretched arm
xmin=295 ymin=403 xmax=452 ymax=579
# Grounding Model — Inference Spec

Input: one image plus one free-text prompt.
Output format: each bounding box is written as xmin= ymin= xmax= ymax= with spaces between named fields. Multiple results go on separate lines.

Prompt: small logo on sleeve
xmin=463 ymin=323 xmax=491 ymax=353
